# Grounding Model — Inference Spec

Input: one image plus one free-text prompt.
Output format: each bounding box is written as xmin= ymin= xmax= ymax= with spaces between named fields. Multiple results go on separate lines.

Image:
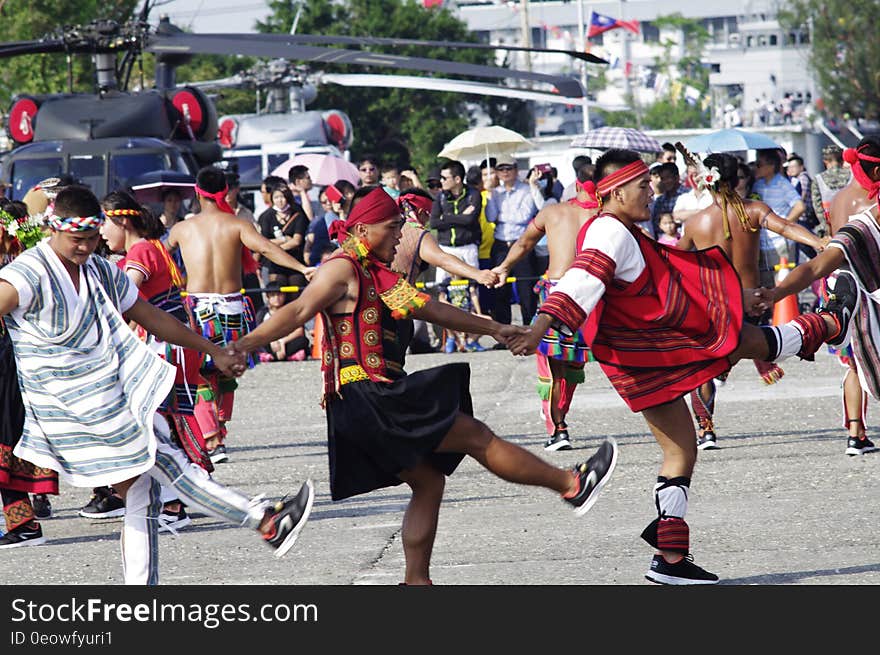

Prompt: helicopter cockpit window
xmin=69 ymin=156 xmax=105 ymax=195
xmin=9 ymin=157 xmax=63 ymax=201
xmin=229 ymin=155 xmax=262 ymax=187
xmin=110 ymin=153 xmax=169 ymax=191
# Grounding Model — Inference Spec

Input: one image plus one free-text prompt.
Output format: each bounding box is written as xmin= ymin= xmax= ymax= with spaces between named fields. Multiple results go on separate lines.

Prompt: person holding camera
xmin=429 ymin=160 xmax=483 ymax=285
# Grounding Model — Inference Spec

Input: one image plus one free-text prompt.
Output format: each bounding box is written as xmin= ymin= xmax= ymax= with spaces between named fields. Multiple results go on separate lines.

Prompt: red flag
xmin=587 ymin=11 xmax=640 ymax=38
xmin=423 ymin=0 xmax=443 ymax=7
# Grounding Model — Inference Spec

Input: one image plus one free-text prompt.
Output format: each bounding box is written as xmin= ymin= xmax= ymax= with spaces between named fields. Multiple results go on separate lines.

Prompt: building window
xmin=641 ymin=21 xmax=659 ymax=43
xmin=747 ymin=35 xmax=754 ymax=48
xmin=769 ymin=34 xmax=778 ymax=46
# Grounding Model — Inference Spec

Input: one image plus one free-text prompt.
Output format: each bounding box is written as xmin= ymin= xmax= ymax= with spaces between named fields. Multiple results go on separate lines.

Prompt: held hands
xmin=475 ymin=269 xmax=500 ymax=287
xmin=507 ymin=324 xmax=543 ymax=356
xmin=743 ymin=287 xmax=775 ymax=317
xmin=489 ymin=266 xmax=509 ymax=288
xmin=494 ymin=323 xmax=530 ymax=351
xmin=214 ymin=344 xmax=248 ymax=378
xmin=303 ymin=266 xmax=317 ymax=281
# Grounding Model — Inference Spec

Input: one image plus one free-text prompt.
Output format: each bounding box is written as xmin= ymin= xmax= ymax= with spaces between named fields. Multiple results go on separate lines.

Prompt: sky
xmin=152 ymin=0 xmax=272 ymax=33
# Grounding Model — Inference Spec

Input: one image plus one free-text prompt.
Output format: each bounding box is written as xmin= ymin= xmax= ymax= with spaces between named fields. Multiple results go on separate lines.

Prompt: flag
xmin=423 ymin=0 xmax=443 ymax=7
xmin=587 ymin=11 xmax=640 ymax=39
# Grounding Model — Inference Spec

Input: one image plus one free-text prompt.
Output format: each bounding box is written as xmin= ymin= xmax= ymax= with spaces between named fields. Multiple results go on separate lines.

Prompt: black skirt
xmin=0 ymin=332 xmax=25 ymax=451
xmin=326 ymin=362 xmax=472 ymax=501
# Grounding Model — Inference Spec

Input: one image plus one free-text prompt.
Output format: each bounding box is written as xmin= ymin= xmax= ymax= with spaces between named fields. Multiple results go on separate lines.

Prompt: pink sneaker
xmin=287 ymin=350 xmax=307 ymax=361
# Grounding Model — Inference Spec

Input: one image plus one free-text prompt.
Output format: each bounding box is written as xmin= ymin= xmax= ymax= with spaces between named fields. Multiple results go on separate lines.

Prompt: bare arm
xmin=490 ymin=218 xmax=544 ymax=287
xmin=235 ymin=258 xmax=350 ymax=352
xmin=124 ymin=299 xmax=241 ymax=375
xmin=769 ymin=247 xmax=846 ymax=302
xmin=238 ymin=220 xmax=314 ymax=276
xmin=412 ymin=298 xmax=504 ymax=341
xmin=0 ymin=280 xmax=20 ymax=316
xmin=419 ymin=232 xmax=498 ymax=287
xmin=763 ymin=210 xmax=824 ymax=249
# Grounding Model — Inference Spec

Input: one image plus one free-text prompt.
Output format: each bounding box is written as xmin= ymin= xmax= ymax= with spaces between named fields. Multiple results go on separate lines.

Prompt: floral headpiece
xmin=0 ymin=208 xmax=48 ymax=252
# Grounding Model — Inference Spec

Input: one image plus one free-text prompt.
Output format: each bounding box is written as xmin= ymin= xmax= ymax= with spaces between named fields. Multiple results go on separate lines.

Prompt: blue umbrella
xmin=683 ymin=128 xmax=781 ymax=153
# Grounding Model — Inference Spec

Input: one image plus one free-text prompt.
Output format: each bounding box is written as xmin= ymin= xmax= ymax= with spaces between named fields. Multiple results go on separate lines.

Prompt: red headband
xmin=195 ymin=184 xmax=235 ymax=215
xmin=843 ymin=147 xmax=880 ymax=197
xmin=596 ymin=160 xmax=649 ymax=197
xmin=570 ymin=179 xmax=599 ymax=209
xmin=397 ymin=192 xmax=433 ymax=215
xmin=329 ymin=187 xmax=400 ymax=241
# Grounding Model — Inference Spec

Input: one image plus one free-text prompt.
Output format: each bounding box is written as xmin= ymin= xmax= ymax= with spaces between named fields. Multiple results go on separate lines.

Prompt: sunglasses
xmin=427 ymin=181 xmax=442 ymax=189
xmin=496 ymin=165 xmax=515 ymax=171
xmin=359 ymin=166 xmax=377 ymax=172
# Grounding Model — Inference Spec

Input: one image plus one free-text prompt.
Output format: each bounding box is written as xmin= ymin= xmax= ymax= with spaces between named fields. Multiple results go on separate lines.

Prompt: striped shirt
xmin=0 ymin=242 xmax=175 ymax=487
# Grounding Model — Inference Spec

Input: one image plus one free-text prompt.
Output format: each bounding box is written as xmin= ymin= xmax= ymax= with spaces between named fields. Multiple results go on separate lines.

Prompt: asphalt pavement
xmin=2 ymin=344 xmax=879 ymax=586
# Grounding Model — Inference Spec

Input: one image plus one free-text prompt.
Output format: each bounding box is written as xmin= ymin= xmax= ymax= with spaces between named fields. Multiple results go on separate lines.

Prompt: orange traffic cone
xmin=311 ymin=313 xmax=324 ymax=360
xmin=772 ymin=256 xmax=799 ymax=326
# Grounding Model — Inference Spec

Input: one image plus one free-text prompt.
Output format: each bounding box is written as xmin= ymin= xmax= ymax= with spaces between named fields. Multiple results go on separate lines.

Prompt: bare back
xmin=169 ymin=208 xmax=249 ymax=294
xmin=539 ymin=202 xmax=595 ymax=279
xmin=680 ymin=198 xmax=769 ymax=289
xmin=828 ymin=178 xmax=875 ymax=236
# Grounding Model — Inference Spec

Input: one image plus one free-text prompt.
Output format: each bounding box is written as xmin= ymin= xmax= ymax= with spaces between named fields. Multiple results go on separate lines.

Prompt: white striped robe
xmin=0 ymin=241 xmax=175 ymax=487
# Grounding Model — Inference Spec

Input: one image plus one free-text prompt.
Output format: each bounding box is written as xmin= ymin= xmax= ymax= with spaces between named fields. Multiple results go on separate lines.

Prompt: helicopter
xmin=189 ymin=55 xmax=610 ymax=196
xmin=0 ymin=2 xmax=602 ymax=201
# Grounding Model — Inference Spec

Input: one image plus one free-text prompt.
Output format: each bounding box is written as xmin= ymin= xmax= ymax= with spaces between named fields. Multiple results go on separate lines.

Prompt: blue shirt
xmin=486 ymin=180 xmax=538 ymax=243
xmin=754 ymin=173 xmax=801 ymax=250
xmin=307 ymin=210 xmax=338 ymax=266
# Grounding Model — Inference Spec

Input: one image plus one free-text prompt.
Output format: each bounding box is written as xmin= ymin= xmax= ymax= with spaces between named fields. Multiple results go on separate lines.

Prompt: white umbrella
xmin=438 ymin=124 xmax=533 ymax=162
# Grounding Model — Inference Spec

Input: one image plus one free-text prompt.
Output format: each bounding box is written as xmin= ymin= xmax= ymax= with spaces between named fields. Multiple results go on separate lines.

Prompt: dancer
xmin=166 ymin=166 xmax=315 ymax=463
xmin=0 ymin=185 xmax=314 ymax=584
xmin=99 ymin=190 xmax=222 ymax=529
xmin=510 ymin=149 xmax=855 ymax=584
xmin=232 ymin=186 xmax=618 ymax=585
xmin=676 ymin=149 xmax=828 ymax=449
xmin=490 ymin=167 xmax=600 ymax=450
xmin=0 ymin=200 xmax=57 ymax=547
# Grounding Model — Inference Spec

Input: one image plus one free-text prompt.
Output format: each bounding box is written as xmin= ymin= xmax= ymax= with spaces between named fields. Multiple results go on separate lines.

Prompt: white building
xmin=453 ymin=0 xmax=815 ymax=135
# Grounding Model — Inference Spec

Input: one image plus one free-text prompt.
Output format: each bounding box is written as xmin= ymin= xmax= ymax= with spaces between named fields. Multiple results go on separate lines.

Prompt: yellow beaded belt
xmin=339 ymin=364 xmax=370 ymax=385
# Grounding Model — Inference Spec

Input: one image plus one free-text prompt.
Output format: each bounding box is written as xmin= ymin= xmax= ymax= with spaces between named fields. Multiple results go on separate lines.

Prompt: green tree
xmin=779 ymin=1 xmax=880 ymax=119
xmin=0 ymin=1 xmax=139 ymax=106
xmin=638 ymin=14 xmax=711 ymax=130
xmin=256 ymin=0 xmax=530 ymax=172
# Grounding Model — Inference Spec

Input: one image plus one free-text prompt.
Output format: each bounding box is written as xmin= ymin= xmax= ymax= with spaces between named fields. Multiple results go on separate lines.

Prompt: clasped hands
xmin=212 ymin=342 xmax=250 ymax=377
xmin=494 ymin=323 xmax=543 ymax=356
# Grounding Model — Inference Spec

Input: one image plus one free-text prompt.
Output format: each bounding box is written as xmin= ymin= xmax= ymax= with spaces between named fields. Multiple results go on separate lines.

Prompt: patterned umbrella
xmin=570 ymin=127 xmax=662 ymax=153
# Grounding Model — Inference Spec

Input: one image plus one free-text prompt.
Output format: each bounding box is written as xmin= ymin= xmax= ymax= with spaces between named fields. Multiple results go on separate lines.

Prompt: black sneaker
xmin=79 ymin=488 xmax=125 ymax=519
xmin=645 ymin=554 xmax=719 ymax=585
xmin=845 ymin=436 xmax=879 ymax=456
xmin=823 ymin=270 xmax=859 ymax=348
xmin=208 ymin=444 xmax=229 ymax=464
xmin=158 ymin=503 xmax=192 ymax=534
xmin=31 ymin=494 xmax=52 ymax=520
xmin=544 ymin=427 xmax=573 ymax=451
xmin=697 ymin=430 xmax=719 ymax=451
xmin=563 ymin=438 xmax=618 ymax=517
xmin=0 ymin=522 xmax=46 ymax=549
xmin=262 ymin=480 xmax=315 ymax=558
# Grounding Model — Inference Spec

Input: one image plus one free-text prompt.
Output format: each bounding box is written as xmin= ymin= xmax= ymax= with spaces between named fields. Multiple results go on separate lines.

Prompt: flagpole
xmin=577 ymin=0 xmax=590 ymax=133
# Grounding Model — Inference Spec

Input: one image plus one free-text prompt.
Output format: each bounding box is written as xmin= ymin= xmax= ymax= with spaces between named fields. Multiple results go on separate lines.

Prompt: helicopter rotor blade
xmin=146 ymin=33 xmax=583 ymax=99
xmin=318 ymin=73 xmax=619 ymax=108
xmin=0 ymin=40 xmax=66 ymax=58
xmin=239 ymin=33 xmax=608 ymax=65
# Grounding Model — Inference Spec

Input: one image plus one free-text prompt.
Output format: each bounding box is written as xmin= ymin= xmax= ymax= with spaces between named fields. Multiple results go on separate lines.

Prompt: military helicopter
xmin=189 ymin=54 xmax=608 ymax=194
xmin=0 ymin=2 xmax=601 ymax=200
